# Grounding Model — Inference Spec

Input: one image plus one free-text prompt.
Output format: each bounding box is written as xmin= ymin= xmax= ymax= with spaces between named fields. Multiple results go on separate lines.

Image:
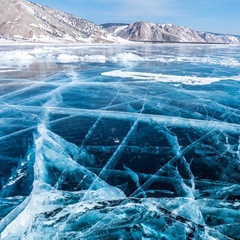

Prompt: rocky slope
xmin=0 ymin=0 xmax=119 ymax=43
xmin=102 ymin=21 xmax=240 ymax=44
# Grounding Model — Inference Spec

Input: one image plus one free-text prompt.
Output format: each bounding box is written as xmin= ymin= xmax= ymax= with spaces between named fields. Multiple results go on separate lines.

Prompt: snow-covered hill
xmin=102 ymin=22 xmax=240 ymax=44
xmin=1 ymin=0 xmax=239 ymax=44
xmin=0 ymin=0 xmax=121 ymax=43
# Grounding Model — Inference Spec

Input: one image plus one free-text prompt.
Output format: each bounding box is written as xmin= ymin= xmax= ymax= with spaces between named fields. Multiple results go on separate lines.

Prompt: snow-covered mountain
xmin=0 ymin=0 xmax=120 ymax=43
xmin=102 ymin=21 xmax=240 ymax=44
xmin=0 ymin=0 xmax=239 ymax=44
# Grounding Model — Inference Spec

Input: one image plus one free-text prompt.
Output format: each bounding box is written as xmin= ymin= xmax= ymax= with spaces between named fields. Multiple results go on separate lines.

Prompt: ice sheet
xmin=0 ymin=44 xmax=240 ymax=239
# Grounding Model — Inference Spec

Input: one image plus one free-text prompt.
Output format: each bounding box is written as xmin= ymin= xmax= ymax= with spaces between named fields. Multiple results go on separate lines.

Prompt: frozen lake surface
xmin=0 ymin=44 xmax=240 ymax=239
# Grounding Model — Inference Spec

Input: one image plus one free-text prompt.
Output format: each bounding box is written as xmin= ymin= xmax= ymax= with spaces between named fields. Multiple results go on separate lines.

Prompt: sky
xmin=32 ymin=0 xmax=240 ymax=35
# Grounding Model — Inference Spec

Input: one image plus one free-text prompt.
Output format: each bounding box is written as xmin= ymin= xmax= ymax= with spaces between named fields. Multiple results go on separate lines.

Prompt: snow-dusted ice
xmin=0 ymin=44 xmax=240 ymax=239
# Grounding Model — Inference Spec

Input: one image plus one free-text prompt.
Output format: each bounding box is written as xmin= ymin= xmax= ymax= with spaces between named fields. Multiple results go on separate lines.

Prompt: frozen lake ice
xmin=0 ymin=44 xmax=240 ymax=239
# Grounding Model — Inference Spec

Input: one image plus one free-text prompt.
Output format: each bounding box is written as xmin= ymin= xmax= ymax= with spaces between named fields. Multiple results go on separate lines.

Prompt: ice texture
xmin=0 ymin=44 xmax=240 ymax=239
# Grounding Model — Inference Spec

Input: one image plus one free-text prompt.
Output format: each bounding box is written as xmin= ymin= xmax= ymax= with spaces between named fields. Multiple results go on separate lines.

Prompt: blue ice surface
xmin=0 ymin=44 xmax=240 ymax=239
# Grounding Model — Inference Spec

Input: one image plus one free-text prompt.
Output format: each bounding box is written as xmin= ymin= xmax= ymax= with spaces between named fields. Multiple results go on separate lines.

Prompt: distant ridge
xmin=102 ymin=21 xmax=240 ymax=44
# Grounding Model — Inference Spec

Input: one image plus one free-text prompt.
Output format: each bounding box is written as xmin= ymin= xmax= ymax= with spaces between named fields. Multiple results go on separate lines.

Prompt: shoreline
xmin=128 ymin=40 xmax=229 ymax=45
xmin=0 ymin=41 xmax=238 ymax=46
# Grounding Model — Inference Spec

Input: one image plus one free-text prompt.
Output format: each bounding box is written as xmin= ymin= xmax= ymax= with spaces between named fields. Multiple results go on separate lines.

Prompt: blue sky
xmin=33 ymin=0 xmax=240 ymax=35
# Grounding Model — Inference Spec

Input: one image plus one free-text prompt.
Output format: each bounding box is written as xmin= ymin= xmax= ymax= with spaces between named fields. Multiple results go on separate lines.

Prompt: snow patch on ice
xmin=111 ymin=52 xmax=143 ymax=62
xmin=157 ymin=56 xmax=240 ymax=67
xmin=57 ymin=53 xmax=79 ymax=63
xmin=0 ymin=50 xmax=33 ymax=62
xmin=83 ymin=54 xmax=106 ymax=63
xmin=101 ymin=70 xmax=240 ymax=85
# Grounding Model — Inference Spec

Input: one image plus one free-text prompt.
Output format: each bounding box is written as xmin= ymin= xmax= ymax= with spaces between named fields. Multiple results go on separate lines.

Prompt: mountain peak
xmin=0 ymin=0 xmax=118 ymax=43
